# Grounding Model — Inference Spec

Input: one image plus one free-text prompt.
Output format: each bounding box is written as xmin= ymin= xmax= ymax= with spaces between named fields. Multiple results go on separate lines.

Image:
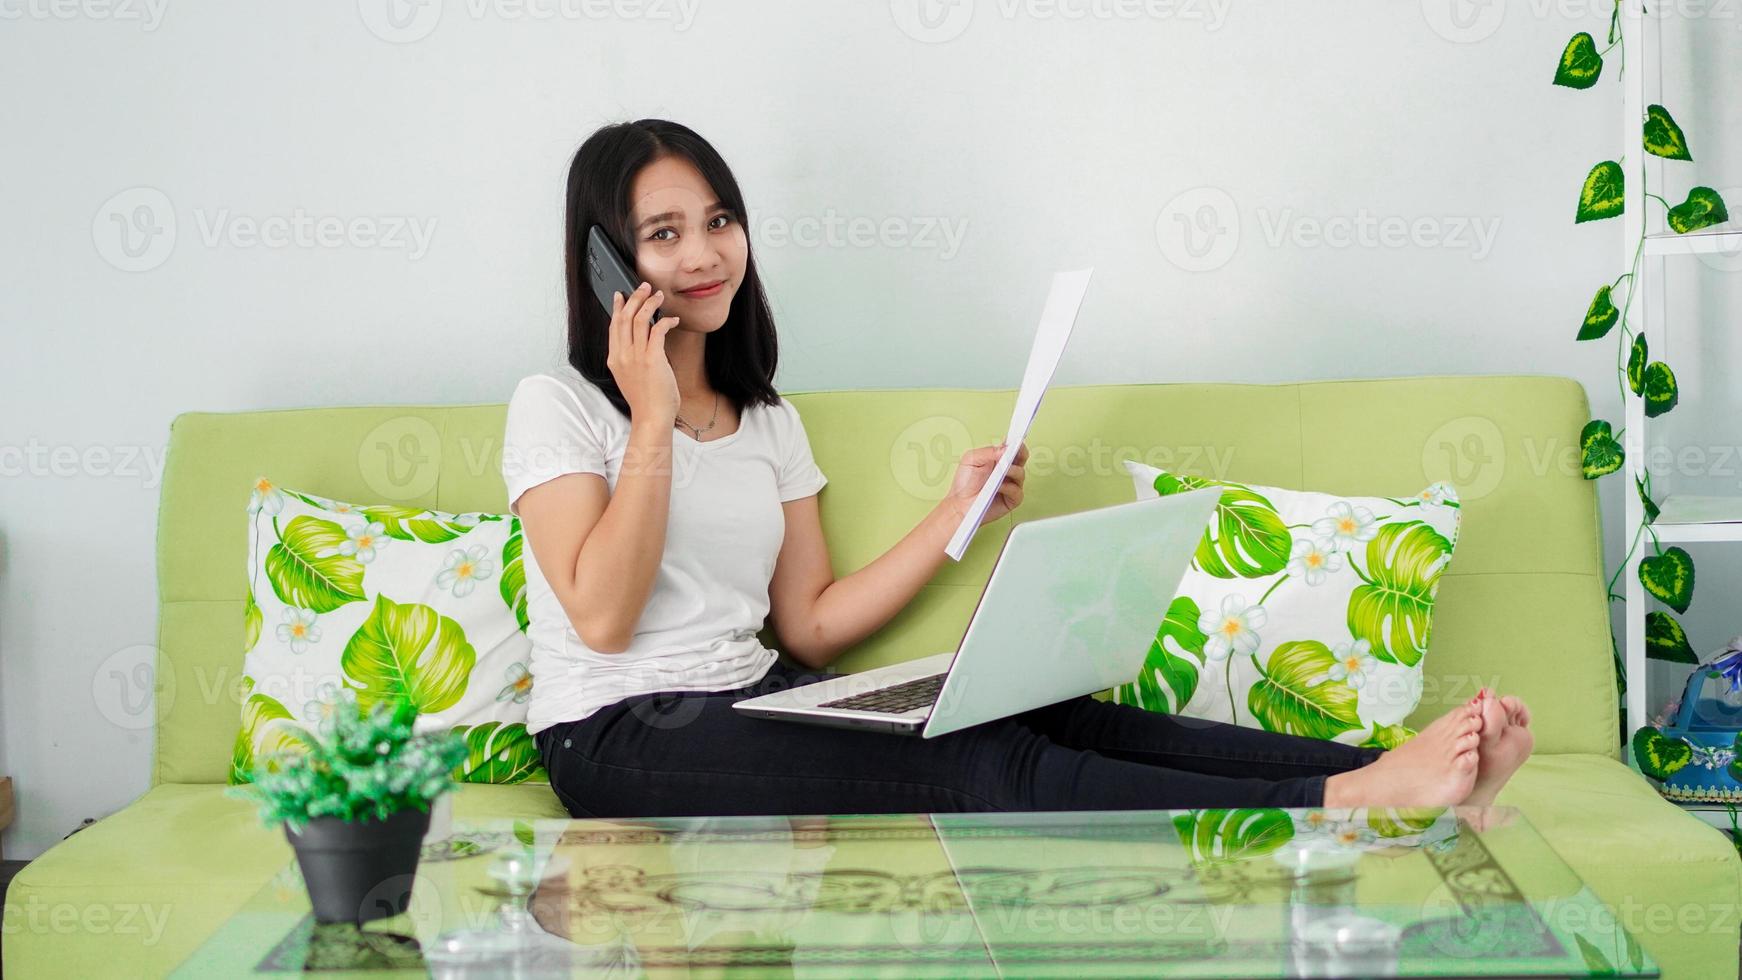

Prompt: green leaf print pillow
xmin=233 ymin=477 xmax=545 ymax=787
xmin=1110 ymin=461 xmax=1462 ymax=749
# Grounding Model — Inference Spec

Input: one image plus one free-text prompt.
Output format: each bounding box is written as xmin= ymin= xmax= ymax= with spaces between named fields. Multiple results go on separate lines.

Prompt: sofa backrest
xmin=154 ymin=374 xmax=1616 ymax=784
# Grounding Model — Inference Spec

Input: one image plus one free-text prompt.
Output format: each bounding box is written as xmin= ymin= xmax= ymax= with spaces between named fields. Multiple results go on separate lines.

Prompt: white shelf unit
xmin=1618 ymin=3 xmax=1742 ymax=770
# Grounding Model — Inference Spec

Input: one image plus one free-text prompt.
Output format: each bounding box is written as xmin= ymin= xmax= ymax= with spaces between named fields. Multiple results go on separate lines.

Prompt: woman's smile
xmin=677 ymin=278 xmax=726 ymax=299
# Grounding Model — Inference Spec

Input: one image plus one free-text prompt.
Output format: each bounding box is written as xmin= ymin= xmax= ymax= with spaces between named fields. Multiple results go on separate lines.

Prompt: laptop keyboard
xmin=817 ymin=672 xmax=947 ymax=714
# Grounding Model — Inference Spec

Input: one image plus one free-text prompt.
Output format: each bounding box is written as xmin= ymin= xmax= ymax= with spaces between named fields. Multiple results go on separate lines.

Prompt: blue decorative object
xmin=1655 ymin=638 xmax=1742 ymax=805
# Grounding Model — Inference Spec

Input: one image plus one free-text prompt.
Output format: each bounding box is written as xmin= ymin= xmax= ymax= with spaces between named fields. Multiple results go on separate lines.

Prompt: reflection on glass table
xmin=172 ymin=805 xmax=1657 ymax=978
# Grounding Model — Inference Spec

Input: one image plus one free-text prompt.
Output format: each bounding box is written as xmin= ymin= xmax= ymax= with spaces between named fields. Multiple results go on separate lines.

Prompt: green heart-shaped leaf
xmin=1553 ymin=32 xmax=1604 ymax=89
xmin=1627 ymin=334 xmax=1647 ymax=395
xmin=1577 ymin=283 xmax=1620 ymax=340
xmin=1576 ymin=161 xmax=1625 ymax=223
xmin=1645 ymin=610 xmax=1698 ymax=664
xmin=1580 ymin=419 xmax=1624 ymax=479
xmin=1248 ymin=640 xmax=1363 ymax=739
xmin=1636 ymin=475 xmax=1659 ymax=524
xmin=1642 ymin=361 xmax=1679 ymax=418
xmin=265 ymin=515 xmax=366 ymax=614
xmin=1639 ymin=546 xmax=1695 ymax=614
xmin=1632 ymin=726 xmax=1693 ymax=780
xmin=1643 ymin=104 xmax=1692 ymax=160
xmin=1113 ymin=595 xmax=1208 ymax=714
xmin=1348 ymin=520 xmax=1453 ymax=667
xmin=1666 ymin=186 xmax=1729 ymax=234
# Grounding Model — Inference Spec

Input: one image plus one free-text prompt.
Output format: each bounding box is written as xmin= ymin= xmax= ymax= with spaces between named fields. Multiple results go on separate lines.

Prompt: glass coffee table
xmin=174 ymin=805 xmax=1656 ymax=978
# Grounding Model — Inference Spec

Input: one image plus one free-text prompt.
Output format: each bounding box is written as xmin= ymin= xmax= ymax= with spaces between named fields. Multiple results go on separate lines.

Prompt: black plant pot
xmin=285 ymin=807 xmax=431 ymax=925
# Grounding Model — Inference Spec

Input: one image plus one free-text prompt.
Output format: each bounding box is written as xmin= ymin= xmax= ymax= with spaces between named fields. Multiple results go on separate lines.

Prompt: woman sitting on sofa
xmin=502 ymin=118 xmax=1535 ymax=820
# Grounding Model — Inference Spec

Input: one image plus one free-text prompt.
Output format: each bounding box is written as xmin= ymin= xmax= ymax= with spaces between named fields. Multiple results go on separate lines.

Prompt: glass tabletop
xmin=174 ymin=804 xmax=1656 ymax=978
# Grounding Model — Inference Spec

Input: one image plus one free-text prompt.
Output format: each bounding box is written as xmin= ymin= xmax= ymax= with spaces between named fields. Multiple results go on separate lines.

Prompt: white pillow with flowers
xmin=1108 ymin=461 xmax=1462 ymax=748
xmin=232 ymin=478 xmax=545 ymax=786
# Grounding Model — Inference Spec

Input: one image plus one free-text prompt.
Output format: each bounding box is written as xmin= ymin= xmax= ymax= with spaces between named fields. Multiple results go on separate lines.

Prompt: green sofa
xmin=6 ymin=374 xmax=1738 ymax=978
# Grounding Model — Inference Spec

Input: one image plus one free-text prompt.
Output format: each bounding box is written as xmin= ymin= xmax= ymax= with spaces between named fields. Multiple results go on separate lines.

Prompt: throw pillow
xmin=232 ymin=477 xmax=546 ymax=785
xmin=1109 ymin=461 xmax=1462 ymax=748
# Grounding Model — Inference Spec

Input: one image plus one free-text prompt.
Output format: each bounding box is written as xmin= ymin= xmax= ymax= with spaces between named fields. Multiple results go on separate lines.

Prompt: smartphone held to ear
xmin=586 ymin=225 xmax=664 ymax=322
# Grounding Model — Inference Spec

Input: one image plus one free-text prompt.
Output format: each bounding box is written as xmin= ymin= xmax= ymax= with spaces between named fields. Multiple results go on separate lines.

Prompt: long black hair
xmin=563 ymin=119 xmax=781 ymax=421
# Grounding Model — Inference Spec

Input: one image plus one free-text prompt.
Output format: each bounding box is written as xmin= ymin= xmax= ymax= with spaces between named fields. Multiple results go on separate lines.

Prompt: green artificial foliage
xmin=228 ymin=686 xmax=467 ymax=833
xmin=1554 ymin=2 xmax=1727 ymax=739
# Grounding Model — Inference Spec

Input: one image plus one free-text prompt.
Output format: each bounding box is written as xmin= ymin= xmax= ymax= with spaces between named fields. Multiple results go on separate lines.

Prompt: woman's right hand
xmin=606 ymin=281 xmax=681 ymax=426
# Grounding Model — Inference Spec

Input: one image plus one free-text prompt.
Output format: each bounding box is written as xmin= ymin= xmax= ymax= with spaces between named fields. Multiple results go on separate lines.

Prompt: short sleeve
xmin=776 ymin=398 xmax=828 ymax=502
xmin=501 ymin=375 xmax=608 ymax=517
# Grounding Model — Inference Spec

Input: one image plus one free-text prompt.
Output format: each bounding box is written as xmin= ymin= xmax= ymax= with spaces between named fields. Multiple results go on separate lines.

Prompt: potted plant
xmin=231 ymin=687 xmax=467 ymax=924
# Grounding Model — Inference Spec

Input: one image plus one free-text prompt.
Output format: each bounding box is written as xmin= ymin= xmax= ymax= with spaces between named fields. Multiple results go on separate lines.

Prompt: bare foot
xmin=1324 ymin=698 xmax=1482 ymax=808
xmin=1464 ymin=691 xmax=1534 ymax=808
xmin=1500 ymin=694 xmax=1531 ymax=730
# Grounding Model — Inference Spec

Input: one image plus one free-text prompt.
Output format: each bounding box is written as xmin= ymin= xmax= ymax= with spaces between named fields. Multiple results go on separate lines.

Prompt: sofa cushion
xmin=235 ymin=481 xmax=544 ymax=786
xmin=1109 ymin=461 xmax=1461 ymax=747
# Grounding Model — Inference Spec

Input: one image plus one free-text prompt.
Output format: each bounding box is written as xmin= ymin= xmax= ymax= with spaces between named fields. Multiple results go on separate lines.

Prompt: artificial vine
xmin=1557 ymin=2 xmax=1730 ymax=734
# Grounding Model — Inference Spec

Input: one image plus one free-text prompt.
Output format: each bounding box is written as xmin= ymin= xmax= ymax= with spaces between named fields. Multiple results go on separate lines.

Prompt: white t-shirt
xmin=500 ymin=366 xmax=828 ymax=734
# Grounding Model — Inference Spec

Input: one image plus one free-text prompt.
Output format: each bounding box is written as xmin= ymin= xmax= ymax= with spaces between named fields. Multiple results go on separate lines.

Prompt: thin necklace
xmin=675 ymin=392 xmax=720 ymax=440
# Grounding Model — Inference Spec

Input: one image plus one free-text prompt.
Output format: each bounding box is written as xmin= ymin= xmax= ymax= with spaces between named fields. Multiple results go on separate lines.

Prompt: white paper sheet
xmin=945 ymin=267 xmax=1094 ymax=561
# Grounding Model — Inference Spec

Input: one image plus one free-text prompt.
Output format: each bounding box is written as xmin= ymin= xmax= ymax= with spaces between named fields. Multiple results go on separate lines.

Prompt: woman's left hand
xmin=946 ymin=440 xmax=1029 ymax=526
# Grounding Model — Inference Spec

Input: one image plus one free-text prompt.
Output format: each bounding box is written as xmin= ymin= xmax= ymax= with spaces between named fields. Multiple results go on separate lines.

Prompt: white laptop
xmin=733 ymin=487 xmax=1221 ymax=738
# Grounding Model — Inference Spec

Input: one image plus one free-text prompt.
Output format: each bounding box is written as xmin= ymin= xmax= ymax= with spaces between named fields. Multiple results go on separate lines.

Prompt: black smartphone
xmin=585 ymin=225 xmax=663 ymax=322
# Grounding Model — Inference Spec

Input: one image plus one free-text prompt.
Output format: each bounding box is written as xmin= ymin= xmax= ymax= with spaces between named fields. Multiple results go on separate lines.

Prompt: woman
xmin=502 ymin=118 xmax=1535 ymax=820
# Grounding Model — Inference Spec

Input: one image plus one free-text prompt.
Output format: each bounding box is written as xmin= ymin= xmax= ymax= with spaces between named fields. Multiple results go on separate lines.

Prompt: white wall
xmin=2 ymin=1 xmax=1739 ymax=859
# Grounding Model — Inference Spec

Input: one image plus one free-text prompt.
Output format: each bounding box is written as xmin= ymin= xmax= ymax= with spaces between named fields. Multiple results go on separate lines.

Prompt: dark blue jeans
xmin=534 ymin=657 xmax=1384 ymax=818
